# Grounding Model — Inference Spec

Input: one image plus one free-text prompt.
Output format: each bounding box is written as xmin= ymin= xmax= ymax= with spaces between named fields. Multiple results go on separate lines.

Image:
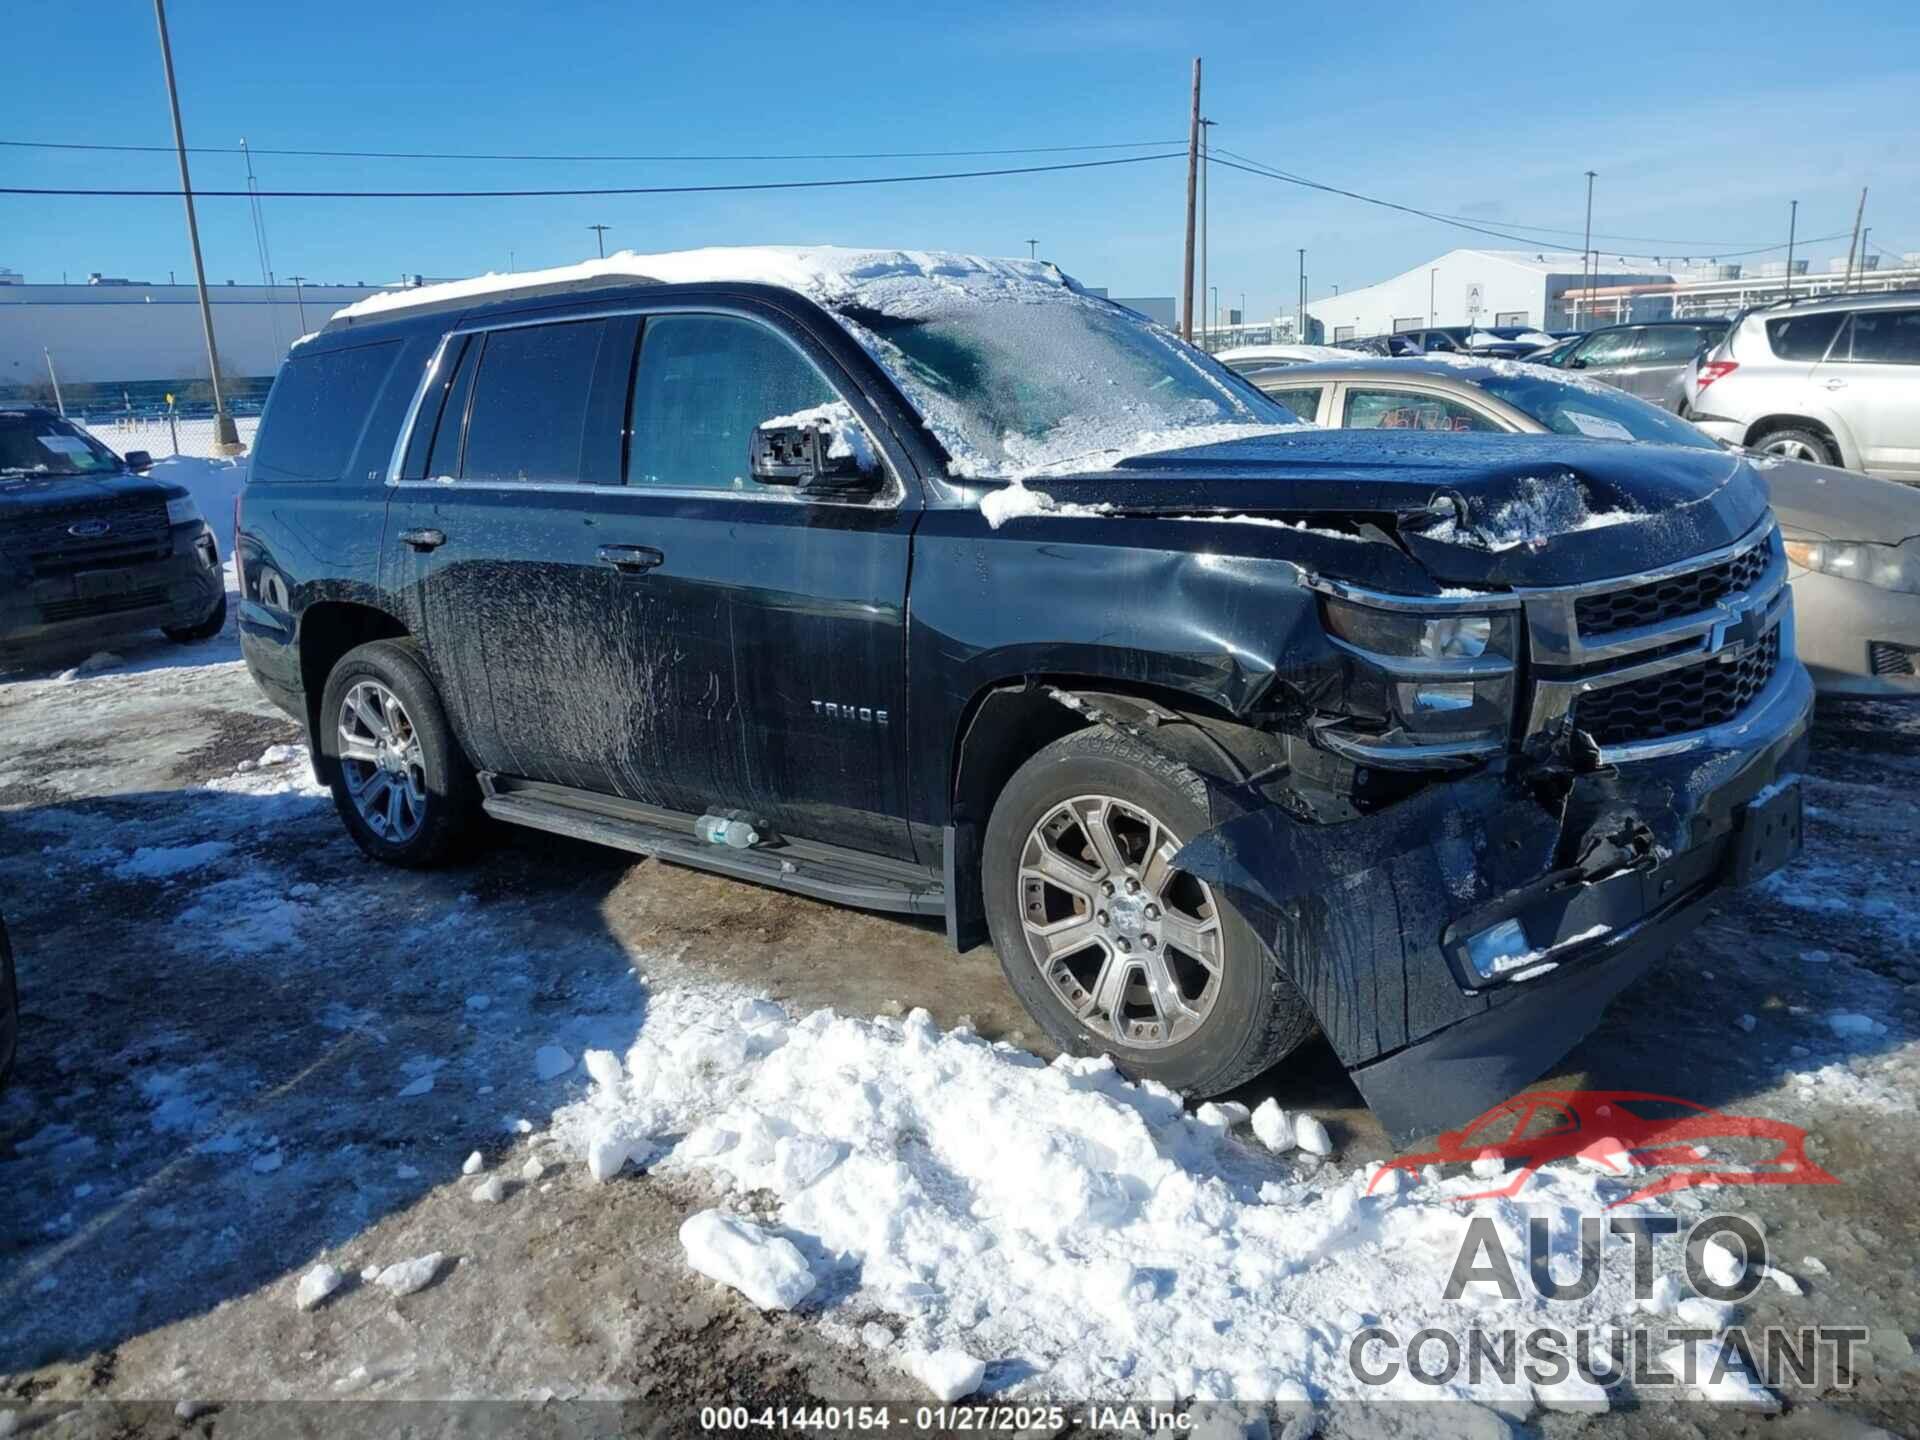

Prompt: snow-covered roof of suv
xmin=330 ymin=246 xmax=1077 ymax=325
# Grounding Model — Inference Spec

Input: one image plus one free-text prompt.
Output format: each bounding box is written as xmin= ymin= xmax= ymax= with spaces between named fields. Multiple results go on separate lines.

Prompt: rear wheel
xmin=983 ymin=726 xmax=1316 ymax=1095
xmin=318 ymin=639 xmax=479 ymax=867
xmin=1751 ymin=426 xmax=1836 ymax=467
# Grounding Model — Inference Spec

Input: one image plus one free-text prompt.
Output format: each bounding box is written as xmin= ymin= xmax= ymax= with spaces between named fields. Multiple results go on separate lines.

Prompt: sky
xmin=4 ymin=1 xmax=1917 ymax=323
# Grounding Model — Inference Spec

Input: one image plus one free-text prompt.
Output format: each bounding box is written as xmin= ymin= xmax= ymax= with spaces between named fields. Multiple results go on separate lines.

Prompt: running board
xmin=477 ymin=775 xmax=946 ymax=918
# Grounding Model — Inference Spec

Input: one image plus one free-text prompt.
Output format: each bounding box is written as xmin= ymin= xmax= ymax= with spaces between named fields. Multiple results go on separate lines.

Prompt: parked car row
xmin=1245 ymin=354 xmax=1920 ymax=696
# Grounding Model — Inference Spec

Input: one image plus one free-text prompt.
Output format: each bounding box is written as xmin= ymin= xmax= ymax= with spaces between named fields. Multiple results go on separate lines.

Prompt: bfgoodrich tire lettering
xmin=318 ymin=639 xmax=479 ymax=867
xmin=982 ymin=726 xmax=1316 ymax=1096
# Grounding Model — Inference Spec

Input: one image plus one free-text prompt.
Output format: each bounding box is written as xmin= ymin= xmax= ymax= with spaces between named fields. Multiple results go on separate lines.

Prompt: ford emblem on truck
xmin=67 ymin=518 xmax=112 ymax=539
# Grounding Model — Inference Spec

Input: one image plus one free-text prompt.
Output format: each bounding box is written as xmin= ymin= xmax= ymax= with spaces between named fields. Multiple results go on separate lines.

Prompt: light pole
xmin=1429 ymin=268 xmax=1436 ymax=326
xmin=1296 ymin=248 xmax=1305 ymax=341
xmin=153 ymin=0 xmax=239 ymax=452
xmin=588 ymin=224 xmax=610 ymax=259
xmin=286 ymin=275 xmax=308 ymax=333
xmin=1784 ymin=200 xmax=1798 ymax=301
xmin=1026 ymin=239 xmax=1039 ymax=260
xmin=1199 ymin=118 xmax=1214 ymax=347
xmin=1582 ymin=170 xmax=1597 ymax=329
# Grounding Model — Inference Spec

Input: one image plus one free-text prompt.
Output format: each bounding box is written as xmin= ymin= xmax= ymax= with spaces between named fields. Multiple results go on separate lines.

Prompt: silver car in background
xmin=1254 ymin=356 xmax=1920 ymax=695
xmin=1685 ymin=291 xmax=1920 ymax=480
xmin=1534 ymin=319 xmax=1729 ymax=412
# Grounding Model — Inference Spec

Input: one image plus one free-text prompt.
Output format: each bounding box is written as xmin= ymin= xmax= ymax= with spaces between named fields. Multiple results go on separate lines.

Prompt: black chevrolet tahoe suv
xmin=235 ymin=249 xmax=1811 ymax=1142
xmin=1 ymin=409 xmax=227 ymax=655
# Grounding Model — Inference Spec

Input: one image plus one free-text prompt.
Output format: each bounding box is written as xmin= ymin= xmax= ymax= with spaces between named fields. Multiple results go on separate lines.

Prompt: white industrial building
xmin=1305 ymin=247 xmax=1675 ymax=341
xmin=0 ymin=275 xmax=415 ymax=406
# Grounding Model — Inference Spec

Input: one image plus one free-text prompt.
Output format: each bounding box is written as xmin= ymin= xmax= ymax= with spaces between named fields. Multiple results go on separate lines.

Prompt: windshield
xmin=829 ymin=292 xmax=1299 ymax=477
xmin=1476 ymin=370 xmax=1719 ymax=450
xmin=0 ymin=413 xmax=123 ymax=477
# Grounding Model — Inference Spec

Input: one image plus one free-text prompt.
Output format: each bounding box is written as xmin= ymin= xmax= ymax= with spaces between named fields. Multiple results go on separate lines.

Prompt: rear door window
xmin=1640 ymin=327 xmax=1709 ymax=363
xmin=1847 ymin=308 xmax=1920 ymax=365
xmin=460 ymin=319 xmax=624 ymax=484
xmin=1765 ymin=312 xmax=1846 ymax=362
xmin=1573 ymin=329 xmax=1637 ymax=367
xmin=252 ymin=340 xmax=402 ymax=482
xmin=1267 ymin=386 xmax=1323 ymax=422
xmin=1342 ymin=389 xmax=1501 ymax=432
xmin=626 ymin=314 xmax=839 ymax=492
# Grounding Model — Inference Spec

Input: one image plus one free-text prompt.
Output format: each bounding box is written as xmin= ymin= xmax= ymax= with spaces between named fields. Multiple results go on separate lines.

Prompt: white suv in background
xmin=1686 ymin=292 xmax=1920 ymax=480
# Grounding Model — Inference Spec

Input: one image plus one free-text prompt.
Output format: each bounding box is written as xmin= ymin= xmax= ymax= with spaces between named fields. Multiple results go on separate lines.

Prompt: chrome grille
xmin=1573 ymin=536 xmax=1770 ymax=637
xmin=1572 ymin=626 xmax=1782 ymax=746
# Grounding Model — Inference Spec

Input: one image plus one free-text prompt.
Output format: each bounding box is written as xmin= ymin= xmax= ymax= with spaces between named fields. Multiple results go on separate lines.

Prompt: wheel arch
xmin=295 ymin=600 xmax=412 ymax=776
xmin=943 ymin=674 xmax=1284 ymax=951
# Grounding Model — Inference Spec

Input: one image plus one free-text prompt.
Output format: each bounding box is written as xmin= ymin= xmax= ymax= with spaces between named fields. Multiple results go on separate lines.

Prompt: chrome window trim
xmin=381 ymin=302 xmax=907 ymax=512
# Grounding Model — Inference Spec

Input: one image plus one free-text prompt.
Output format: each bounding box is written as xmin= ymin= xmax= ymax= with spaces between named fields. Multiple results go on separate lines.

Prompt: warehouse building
xmin=1305 ymin=247 xmax=1673 ymax=342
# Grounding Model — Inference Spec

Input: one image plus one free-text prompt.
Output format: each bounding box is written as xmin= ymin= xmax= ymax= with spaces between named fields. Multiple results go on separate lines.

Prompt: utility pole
xmin=287 ymin=275 xmax=308 ymax=332
xmin=1026 ymin=239 xmax=1038 ymax=260
xmin=1582 ymin=170 xmax=1597 ymax=331
xmin=153 ymin=0 xmax=239 ymax=452
xmin=44 ymin=349 xmax=66 ymax=417
xmin=1181 ymin=59 xmax=1201 ymax=342
xmin=1843 ymin=187 xmax=1868 ymax=293
xmin=1784 ymin=200 xmax=1798 ymax=301
xmin=1199 ymin=117 xmax=1214 ymax=348
xmin=1296 ymin=248 xmax=1305 ymax=342
xmin=1429 ymin=268 xmax=1436 ymax=326
xmin=588 ymin=224 xmax=610 ymax=258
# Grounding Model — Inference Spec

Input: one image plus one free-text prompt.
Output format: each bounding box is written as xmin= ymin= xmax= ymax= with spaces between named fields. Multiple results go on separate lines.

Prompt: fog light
xmin=1466 ymin=918 xmax=1531 ymax=980
xmin=1410 ymin=682 xmax=1475 ymax=713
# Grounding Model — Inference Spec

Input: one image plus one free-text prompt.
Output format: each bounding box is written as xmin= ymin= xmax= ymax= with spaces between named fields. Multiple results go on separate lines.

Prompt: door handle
xmin=399 ymin=528 xmax=446 ymax=552
xmin=598 ymin=544 xmax=665 ymax=573
xmin=1823 ymin=378 xmax=1848 ymax=390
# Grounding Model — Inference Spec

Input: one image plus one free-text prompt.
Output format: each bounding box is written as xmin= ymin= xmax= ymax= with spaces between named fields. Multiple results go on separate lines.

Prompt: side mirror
xmin=125 ymin=450 xmax=154 ymax=473
xmin=750 ymin=416 xmax=880 ymax=498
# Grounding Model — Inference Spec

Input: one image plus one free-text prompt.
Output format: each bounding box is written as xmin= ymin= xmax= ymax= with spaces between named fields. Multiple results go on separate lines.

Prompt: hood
xmin=1026 ymin=429 xmax=1770 ymax=588
xmin=0 ymin=469 xmax=180 ymax=519
xmin=1758 ymin=455 xmax=1920 ymax=546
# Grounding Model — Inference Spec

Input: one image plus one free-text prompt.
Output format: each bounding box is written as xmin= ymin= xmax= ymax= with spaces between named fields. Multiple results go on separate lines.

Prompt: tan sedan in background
xmin=1250 ymin=356 xmax=1920 ymax=697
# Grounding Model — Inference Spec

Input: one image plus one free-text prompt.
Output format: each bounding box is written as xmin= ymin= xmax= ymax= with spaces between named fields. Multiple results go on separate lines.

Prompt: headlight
xmin=1783 ymin=536 xmax=1920 ymax=595
xmin=1316 ymin=592 xmax=1520 ymax=766
xmin=166 ymin=495 xmax=203 ymax=527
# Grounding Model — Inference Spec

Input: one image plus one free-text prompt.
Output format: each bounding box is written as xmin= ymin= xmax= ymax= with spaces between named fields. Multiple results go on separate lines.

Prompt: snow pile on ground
xmin=555 ymin=988 xmax=1712 ymax=1412
xmin=145 ymin=454 xmax=249 ymax=524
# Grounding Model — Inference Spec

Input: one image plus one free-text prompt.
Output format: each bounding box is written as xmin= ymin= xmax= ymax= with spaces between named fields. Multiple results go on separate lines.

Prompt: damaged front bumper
xmin=1175 ymin=651 xmax=1814 ymax=1146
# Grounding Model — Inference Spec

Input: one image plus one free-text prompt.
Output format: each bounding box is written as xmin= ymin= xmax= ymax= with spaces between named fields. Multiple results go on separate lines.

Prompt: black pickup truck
xmin=234 ymin=249 xmax=1811 ymax=1142
xmin=1 ymin=409 xmax=227 ymax=656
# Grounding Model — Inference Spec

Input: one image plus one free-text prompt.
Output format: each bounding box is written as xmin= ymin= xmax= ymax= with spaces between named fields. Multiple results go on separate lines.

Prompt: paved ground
xmin=1 ymin=612 xmax=1917 ymax=1437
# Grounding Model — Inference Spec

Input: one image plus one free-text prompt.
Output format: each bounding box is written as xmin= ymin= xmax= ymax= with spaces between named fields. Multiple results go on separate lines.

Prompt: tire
xmin=0 ymin=916 xmax=17 ymax=1091
xmin=1750 ymin=426 xmax=1836 ymax=468
xmin=982 ymin=726 xmax=1316 ymax=1096
xmin=163 ymin=591 xmax=228 ymax=644
xmin=317 ymin=638 xmax=479 ymax=867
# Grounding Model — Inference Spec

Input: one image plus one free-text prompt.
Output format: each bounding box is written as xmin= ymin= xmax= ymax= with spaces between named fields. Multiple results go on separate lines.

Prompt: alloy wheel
xmin=337 ymin=680 xmax=428 ymax=844
xmin=1762 ymin=437 xmax=1822 ymax=462
xmin=1016 ymin=793 xmax=1224 ymax=1049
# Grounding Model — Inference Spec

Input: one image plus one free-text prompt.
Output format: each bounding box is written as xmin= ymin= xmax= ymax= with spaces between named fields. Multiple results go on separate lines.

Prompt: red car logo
xmin=1368 ymin=1090 xmax=1838 ymax=1207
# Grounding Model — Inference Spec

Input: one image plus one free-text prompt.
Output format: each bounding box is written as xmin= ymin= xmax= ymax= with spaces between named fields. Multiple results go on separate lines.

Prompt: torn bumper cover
xmin=1174 ymin=658 xmax=1814 ymax=1146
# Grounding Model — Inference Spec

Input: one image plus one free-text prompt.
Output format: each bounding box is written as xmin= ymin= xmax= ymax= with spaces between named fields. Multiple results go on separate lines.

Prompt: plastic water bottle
xmin=696 ymin=814 xmax=759 ymax=849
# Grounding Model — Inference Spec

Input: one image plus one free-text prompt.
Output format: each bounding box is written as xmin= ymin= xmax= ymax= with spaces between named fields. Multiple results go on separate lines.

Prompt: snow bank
xmin=147 ymin=455 xmax=248 ymax=526
xmin=555 ymin=987 xmax=1697 ymax=1409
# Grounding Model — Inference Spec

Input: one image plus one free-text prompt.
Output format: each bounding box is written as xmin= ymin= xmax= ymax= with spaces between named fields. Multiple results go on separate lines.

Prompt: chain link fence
xmin=76 ymin=413 xmax=258 ymax=460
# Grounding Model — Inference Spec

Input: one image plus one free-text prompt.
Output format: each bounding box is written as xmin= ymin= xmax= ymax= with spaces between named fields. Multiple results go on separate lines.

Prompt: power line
xmin=0 ymin=149 xmax=1187 ymax=200
xmin=1210 ymin=147 xmax=1851 ymax=260
xmin=0 ymin=136 xmax=1183 ymax=164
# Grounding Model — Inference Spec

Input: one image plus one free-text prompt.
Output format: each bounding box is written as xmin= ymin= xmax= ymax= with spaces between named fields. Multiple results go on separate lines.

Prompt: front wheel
xmin=163 ymin=591 xmax=228 ymax=644
xmin=318 ymin=639 xmax=479 ymax=867
xmin=982 ymin=727 xmax=1316 ymax=1096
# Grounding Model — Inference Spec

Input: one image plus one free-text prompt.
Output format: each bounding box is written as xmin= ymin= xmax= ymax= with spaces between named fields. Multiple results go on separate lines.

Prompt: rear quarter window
xmin=251 ymin=340 xmax=403 ymax=483
xmin=1764 ymin=312 xmax=1845 ymax=362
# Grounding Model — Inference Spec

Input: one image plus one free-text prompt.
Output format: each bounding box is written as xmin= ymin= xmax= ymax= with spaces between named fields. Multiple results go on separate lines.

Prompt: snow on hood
xmin=331 ymin=246 xmax=1303 ymax=483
